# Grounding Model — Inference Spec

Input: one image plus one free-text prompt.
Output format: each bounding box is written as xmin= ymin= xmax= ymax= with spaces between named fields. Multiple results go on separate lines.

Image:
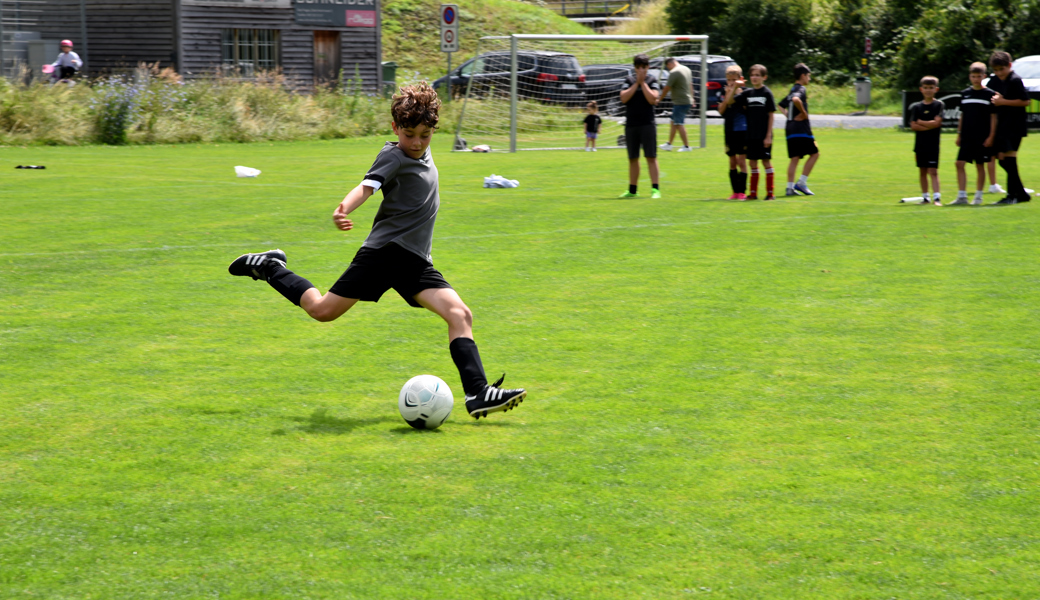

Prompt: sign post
xmin=440 ymin=4 xmax=458 ymax=101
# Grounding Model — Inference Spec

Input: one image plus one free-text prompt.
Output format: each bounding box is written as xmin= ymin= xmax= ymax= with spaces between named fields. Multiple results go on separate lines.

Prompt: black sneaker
xmin=228 ymin=249 xmax=286 ymax=280
xmin=466 ymin=374 xmax=527 ymax=419
xmin=994 ymin=196 xmax=1017 ymax=205
xmin=1015 ymin=194 xmax=1031 ymax=203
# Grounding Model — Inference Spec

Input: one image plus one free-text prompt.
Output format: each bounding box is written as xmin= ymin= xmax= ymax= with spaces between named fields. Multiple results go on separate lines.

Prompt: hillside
xmin=382 ymin=0 xmax=592 ymax=80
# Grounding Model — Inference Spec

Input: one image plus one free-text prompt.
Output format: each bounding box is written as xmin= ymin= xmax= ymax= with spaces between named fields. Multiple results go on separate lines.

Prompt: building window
xmin=221 ymin=29 xmax=280 ymax=76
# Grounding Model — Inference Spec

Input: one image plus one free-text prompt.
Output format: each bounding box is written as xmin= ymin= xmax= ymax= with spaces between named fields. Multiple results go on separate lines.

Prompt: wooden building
xmin=0 ymin=0 xmax=381 ymax=91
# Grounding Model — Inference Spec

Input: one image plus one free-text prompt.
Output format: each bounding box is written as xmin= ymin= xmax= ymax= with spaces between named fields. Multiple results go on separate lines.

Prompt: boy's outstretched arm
xmin=333 ymin=184 xmax=374 ymax=231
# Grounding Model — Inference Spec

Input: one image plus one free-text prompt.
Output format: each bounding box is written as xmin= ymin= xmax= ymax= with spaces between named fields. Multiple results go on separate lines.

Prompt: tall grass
xmin=0 ymin=67 xmax=463 ymax=146
xmin=609 ymin=0 xmax=670 ymax=35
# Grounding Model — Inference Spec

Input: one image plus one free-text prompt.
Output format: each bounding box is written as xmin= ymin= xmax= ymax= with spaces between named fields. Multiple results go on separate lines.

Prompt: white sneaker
xmin=591 ymin=148 xmax=596 ymax=152
xmin=988 ymin=183 xmax=1006 ymax=194
xmin=1025 ymin=187 xmax=1035 ymax=194
xmin=677 ymin=146 xmax=692 ymax=152
xmin=659 ymin=143 xmax=674 ymax=151
xmin=971 ymin=197 xmax=984 ymax=205
xmin=950 ymin=197 xmax=969 ymax=205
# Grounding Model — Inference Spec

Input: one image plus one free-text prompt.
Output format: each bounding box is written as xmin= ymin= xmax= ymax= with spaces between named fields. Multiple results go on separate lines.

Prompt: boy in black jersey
xmin=909 ymin=76 xmax=944 ymax=205
xmin=583 ymin=100 xmax=602 ymax=152
xmin=733 ymin=64 xmax=777 ymax=200
xmin=226 ymin=83 xmax=527 ymax=421
xmin=778 ymin=63 xmax=819 ymax=196
xmin=953 ymin=63 xmax=997 ymax=205
xmin=988 ymin=51 xmax=1032 ymax=204
xmin=718 ymin=65 xmax=748 ymax=199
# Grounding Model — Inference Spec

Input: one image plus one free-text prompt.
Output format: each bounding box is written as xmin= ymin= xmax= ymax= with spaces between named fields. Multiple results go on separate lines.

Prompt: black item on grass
xmin=15 ymin=165 xmax=46 ymax=169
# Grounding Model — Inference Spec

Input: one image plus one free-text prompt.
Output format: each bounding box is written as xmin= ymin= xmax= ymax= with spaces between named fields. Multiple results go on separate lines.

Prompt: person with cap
xmin=50 ymin=40 xmax=82 ymax=82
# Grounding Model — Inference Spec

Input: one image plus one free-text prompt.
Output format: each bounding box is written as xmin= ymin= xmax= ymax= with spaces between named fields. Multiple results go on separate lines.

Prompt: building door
xmin=313 ymin=31 xmax=341 ymax=86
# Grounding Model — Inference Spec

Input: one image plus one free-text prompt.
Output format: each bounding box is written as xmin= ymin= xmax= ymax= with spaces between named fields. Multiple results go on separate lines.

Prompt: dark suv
xmin=651 ymin=54 xmax=737 ymax=111
xmin=433 ymin=51 xmax=586 ymax=105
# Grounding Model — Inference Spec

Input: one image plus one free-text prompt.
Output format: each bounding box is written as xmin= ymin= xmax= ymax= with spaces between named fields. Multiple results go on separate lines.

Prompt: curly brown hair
xmin=391 ymin=82 xmax=441 ymax=129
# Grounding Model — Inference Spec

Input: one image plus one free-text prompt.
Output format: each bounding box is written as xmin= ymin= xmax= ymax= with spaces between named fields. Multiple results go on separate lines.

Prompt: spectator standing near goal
xmin=718 ymin=65 xmax=748 ymax=199
xmin=987 ymin=51 xmax=1032 ymax=205
xmin=618 ymin=53 xmax=662 ymax=199
xmin=50 ymin=40 xmax=82 ymax=81
xmin=659 ymin=57 xmax=694 ymax=152
xmin=226 ymin=83 xmax=527 ymax=421
xmin=952 ymin=62 xmax=997 ymax=205
xmin=583 ymin=101 xmax=602 ymax=152
xmin=778 ymin=63 xmax=819 ymax=196
xmin=909 ymin=76 xmax=944 ymax=205
xmin=732 ymin=64 xmax=777 ymax=200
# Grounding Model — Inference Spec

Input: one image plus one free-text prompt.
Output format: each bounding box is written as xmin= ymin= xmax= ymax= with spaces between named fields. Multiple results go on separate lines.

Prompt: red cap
xmin=61 ymin=40 xmax=73 ymax=47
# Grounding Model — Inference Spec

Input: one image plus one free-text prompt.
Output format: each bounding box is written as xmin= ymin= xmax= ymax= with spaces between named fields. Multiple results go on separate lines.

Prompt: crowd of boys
xmin=613 ymin=51 xmax=1031 ymax=205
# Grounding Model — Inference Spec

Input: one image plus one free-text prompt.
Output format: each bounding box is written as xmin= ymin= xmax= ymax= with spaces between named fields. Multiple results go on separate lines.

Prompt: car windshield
xmin=1013 ymin=60 xmax=1040 ymax=79
xmin=542 ymin=56 xmax=581 ymax=76
xmin=584 ymin=66 xmax=629 ymax=81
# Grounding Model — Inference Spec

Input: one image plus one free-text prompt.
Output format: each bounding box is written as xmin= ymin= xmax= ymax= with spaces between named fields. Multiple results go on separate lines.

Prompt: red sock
xmin=766 ymin=169 xmax=775 ymax=194
xmin=750 ymin=170 xmax=760 ymax=194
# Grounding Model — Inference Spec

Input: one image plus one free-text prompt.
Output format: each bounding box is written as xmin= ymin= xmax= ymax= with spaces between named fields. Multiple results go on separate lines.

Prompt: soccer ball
xmin=398 ymin=375 xmax=454 ymax=430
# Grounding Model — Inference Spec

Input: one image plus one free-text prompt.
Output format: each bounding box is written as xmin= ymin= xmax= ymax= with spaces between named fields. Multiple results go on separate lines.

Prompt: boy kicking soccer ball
xmin=228 ymin=82 xmax=527 ymax=420
xmin=952 ymin=63 xmax=997 ymax=205
xmin=778 ymin=63 xmax=819 ymax=196
xmin=909 ymin=76 xmax=944 ymax=205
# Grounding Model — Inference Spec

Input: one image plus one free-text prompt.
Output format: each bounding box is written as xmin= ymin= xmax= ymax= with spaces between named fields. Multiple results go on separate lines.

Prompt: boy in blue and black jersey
xmin=718 ymin=64 xmax=748 ymax=199
xmin=778 ymin=63 xmax=819 ymax=196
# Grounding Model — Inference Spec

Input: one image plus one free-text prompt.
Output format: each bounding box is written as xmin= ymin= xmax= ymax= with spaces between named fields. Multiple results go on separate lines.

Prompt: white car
xmin=983 ymin=55 xmax=1040 ymax=91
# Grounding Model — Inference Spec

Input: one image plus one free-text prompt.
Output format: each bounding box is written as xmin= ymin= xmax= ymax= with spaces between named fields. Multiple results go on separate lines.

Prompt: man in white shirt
xmin=51 ymin=40 xmax=82 ymax=80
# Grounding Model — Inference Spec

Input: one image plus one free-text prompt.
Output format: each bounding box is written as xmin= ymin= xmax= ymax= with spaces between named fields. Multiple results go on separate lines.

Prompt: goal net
xmin=451 ymin=34 xmax=709 ymax=152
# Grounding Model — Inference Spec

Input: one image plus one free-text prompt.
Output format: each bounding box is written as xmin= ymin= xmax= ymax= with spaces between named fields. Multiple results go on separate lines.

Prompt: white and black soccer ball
xmin=398 ymin=375 xmax=454 ymax=430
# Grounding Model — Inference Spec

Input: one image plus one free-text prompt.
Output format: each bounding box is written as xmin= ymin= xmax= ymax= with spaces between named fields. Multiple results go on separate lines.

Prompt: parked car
xmin=651 ymin=54 xmax=737 ymax=111
xmin=983 ymin=55 xmax=1040 ymax=91
xmin=432 ymin=51 xmax=586 ymax=106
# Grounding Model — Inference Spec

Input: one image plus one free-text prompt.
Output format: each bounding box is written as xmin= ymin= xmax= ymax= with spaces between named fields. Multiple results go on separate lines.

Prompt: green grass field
xmin=2 ymin=129 xmax=1039 ymax=598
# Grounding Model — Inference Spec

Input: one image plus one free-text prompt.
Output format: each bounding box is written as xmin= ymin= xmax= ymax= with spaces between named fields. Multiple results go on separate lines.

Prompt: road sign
xmin=440 ymin=4 xmax=459 ymax=53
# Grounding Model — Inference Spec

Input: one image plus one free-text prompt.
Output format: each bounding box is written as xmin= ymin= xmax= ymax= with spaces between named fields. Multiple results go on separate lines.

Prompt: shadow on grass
xmin=281 ymin=408 xmax=398 ymax=435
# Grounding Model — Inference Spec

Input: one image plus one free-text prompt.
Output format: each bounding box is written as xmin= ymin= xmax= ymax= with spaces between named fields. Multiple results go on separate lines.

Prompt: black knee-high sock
xmin=729 ymin=169 xmax=738 ymax=192
xmin=1000 ymin=157 xmax=1025 ymax=197
xmin=449 ymin=337 xmax=488 ymax=396
xmin=263 ymin=263 xmax=315 ymax=306
xmin=738 ymin=172 xmax=748 ymax=194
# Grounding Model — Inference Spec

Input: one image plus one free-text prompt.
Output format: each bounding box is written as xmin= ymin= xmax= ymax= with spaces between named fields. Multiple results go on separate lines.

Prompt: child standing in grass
xmin=987 ymin=51 xmax=1033 ymax=205
xmin=952 ymin=63 xmax=997 ymax=205
xmin=909 ymin=76 xmax=944 ymax=205
xmin=732 ymin=64 xmax=776 ymax=200
xmin=778 ymin=63 xmax=819 ymax=196
xmin=718 ymin=65 xmax=748 ymax=199
xmin=583 ymin=100 xmax=602 ymax=152
xmin=228 ymin=82 xmax=527 ymax=420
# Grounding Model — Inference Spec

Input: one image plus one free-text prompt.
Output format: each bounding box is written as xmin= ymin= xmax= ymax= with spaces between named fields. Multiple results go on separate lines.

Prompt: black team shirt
xmin=987 ymin=71 xmax=1030 ymax=138
xmin=778 ymin=84 xmax=812 ymax=138
xmin=621 ymin=73 xmax=660 ymax=127
xmin=735 ymin=85 xmax=776 ymax=142
xmin=910 ymin=99 xmax=944 ymax=153
xmin=583 ymin=113 xmax=602 ymax=133
xmin=959 ymin=87 xmax=996 ymax=142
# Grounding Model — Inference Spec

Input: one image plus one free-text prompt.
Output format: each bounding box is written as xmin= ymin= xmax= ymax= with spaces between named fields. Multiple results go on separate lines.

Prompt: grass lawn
xmin=1 ymin=128 xmax=1038 ymax=599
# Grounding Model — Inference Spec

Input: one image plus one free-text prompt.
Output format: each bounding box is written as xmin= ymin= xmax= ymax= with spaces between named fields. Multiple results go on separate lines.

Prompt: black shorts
xmin=916 ymin=149 xmax=939 ymax=169
xmin=328 ymin=243 xmax=452 ymax=308
xmin=787 ymin=136 xmax=818 ymax=159
xmin=994 ymin=135 xmax=1023 ymax=154
xmin=725 ymin=130 xmax=747 ymax=156
xmin=625 ymin=124 xmax=657 ymax=159
xmin=956 ymin=141 xmax=992 ymax=164
xmin=745 ymin=139 xmax=772 ymax=161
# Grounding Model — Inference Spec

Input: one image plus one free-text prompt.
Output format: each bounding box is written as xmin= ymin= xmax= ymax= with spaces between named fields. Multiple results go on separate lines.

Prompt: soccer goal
xmin=452 ymin=34 xmax=709 ymax=152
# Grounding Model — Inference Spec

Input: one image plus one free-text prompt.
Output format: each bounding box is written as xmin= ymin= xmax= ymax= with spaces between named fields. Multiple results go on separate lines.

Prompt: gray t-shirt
xmin=360 ymin=141 xmax=439 ymax=261
xmin=665 ymin=64 xmax=693 ymax=106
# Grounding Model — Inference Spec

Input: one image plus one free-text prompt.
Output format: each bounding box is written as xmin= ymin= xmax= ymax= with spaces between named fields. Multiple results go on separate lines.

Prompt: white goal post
xmin=452 ymin=34 xmax=710 ymax=152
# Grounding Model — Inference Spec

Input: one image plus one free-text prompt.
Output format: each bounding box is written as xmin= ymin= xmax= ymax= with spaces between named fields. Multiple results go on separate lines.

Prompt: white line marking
xmin=0 ymin=208 xmax=974 ymax=259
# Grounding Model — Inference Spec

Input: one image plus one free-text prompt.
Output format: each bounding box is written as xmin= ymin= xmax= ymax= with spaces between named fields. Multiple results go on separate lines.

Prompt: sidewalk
xmin=654 ymin=114 xmax=902 ymax=129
